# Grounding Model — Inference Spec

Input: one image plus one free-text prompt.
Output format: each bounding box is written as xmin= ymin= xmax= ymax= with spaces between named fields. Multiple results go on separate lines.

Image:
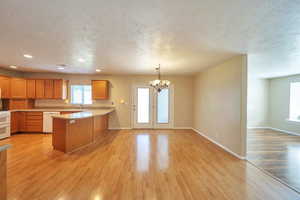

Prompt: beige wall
xmin=268 ymin=74 xmax=300 ymax=134
xmin=23 ymin=73 xmax=194 ymax=129
xmin=193 ymin=55 xmax=247 ymax=157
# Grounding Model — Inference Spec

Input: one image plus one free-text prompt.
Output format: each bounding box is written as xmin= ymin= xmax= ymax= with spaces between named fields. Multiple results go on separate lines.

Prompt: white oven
xmin=0 ymin=111 xmax=10 ymax=139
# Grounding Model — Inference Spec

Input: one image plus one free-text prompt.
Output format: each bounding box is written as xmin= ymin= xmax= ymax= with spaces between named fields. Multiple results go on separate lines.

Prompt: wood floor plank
xmin=247 ymin=128 xmax=300 ymax=193
xmin=0 ymin=129 xmax=299 ymax=199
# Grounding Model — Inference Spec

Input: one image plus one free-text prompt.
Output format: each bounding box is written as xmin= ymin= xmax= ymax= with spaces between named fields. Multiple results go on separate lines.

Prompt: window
xmin=70 ymin=85 xmax=92 ymax=104
xmin=289 ymin=82 xmax=300 ymax=120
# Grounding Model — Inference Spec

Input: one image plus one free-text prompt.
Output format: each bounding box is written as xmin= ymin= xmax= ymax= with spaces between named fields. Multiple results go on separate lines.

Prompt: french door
xmin=132 ymin=85 xmax=173 ymax=129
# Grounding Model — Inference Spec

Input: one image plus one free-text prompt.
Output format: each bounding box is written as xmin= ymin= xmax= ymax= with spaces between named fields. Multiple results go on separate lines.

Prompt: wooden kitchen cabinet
xmin=19 ymin=112 xmax=26 ymax=132
xmin=0 ymin=76 xmax=10 ymax=98
xmin=10 ymin=78 xmax=27 ymax=99
xmin=10 ymin=112 xmax=19 ymax=133
xmin=35 ymin=80 xmax=45 ymax=99
xmin=26 ymin=79 xmax=36 ymax=98
xmin=92 ymin=80 xmax=109 ymax=100
xmin=44 ymin=79 xmax=54 ymax=99
xmin=10 ymin=111 xmax=41 ymax=133
xmin=25 ymin=112 xmax=43 ymax=132
xmin=53 ymin=79 xmax=68 ymax=99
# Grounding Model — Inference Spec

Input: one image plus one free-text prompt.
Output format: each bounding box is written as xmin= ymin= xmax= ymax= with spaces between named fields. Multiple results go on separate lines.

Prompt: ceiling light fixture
xmin=96 ymin=69 xmax=101 ymax=72
xmin=9 ymin=65 xmax=17 ymax=69
xmin=149 ymin=64 xmax=171 ymax=92
xmin=24 ymin=54 xmax=33 ymax=59
xmin=57 ymin=67 xmax=65 ymax=70
xmin=78 ymin=58 xmax=85 ymax=63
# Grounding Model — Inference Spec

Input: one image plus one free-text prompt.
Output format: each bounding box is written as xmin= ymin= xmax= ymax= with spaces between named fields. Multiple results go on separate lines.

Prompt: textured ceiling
xmin=0 ymin=0 xmax=299 ymax=76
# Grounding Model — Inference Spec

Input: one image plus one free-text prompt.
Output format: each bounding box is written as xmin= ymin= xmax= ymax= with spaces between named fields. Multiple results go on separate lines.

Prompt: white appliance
xmin=43 ymin=112 xmax=60 ymax=133
xmin=0 ymin=111 xmax=11 ymax=139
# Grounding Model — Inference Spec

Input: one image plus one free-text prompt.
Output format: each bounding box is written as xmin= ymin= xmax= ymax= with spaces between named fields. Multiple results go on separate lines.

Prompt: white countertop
xmin=52 ymin=108 xmax=115 ymax=119
xmin=0 ymin=144 xmax=11 ymax=152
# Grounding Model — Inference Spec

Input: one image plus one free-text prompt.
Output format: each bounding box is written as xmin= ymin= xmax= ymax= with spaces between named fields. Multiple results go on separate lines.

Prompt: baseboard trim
xmin=248 ymin=126 xmax=300 ymax=136
xmin=247 ymin=126 xmax=271 ymax=129
xmin=173 ymin=127 xmax=193 ymax=129
xmin=192 ymin=128 xmax=246 ymax=160
xmin=269 ymin=127 xmax=300 ymax=136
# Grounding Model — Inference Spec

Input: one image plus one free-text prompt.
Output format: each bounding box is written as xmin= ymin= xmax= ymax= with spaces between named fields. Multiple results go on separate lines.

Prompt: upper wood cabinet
xmin=54 ymin=79 xmax=68 ymax=99
xmin=0 ymin=76 xmax=10 ymax=99
xmin=26 ymin=79 xmax=36 ymax=99
xmin=0 ymin=76 xmax=68 ymax=100
xmin=10 ymin=78 xmax=27 ymax=99
xmin=35 ymin=80 xmax=45 ymax=99
xmin=92 ymin=80 xmax=109 ymax=100
xmin=44 ymin=79 xmax=54 ymax=99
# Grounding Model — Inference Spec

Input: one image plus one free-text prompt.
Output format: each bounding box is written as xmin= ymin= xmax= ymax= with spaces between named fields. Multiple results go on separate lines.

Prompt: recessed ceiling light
xmin=24 ymin=54 xmax=33 ymax=59
xmin=96 ymin=69 xmax=101 ymax=72
xmin=9 ymin=65 xmax=17 ymax=69
xmin=78 ymin=58 xmax=85 ymax=63
xmin=57 ymin=67 xmax=65 ymax=70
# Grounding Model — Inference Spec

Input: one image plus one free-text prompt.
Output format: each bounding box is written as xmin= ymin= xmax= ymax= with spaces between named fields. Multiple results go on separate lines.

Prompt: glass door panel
xmin=133 ymin=86 xmax=153 ymax=128
xmin=157 ymin=88 xmax=169 ymax=124
xmin=137 ymin=88 xmax=150 ymax=123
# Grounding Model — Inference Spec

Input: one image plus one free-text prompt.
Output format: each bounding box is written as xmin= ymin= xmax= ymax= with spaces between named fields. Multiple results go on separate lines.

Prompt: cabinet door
xmin=0 ymin=76 xmax=10 ymax=98
xmin=44 ymin=80 xmax=54 ymax=99
xmin=26 ymin=80 xmax=36 ymax=99
xmin=35 ymin=80 xmax=45 ymax=99
xmin=92 ymin=80 xmax=109 ymax=100
xmin=10 ymin=78 xmax=27 ymax=99
xmin=19 ymin=112 xmax=26 ymax=132
xmin=53 ymin=79 xmax=63 ymax=99
xmin=10 ymin=112 xmax=19 ymax=133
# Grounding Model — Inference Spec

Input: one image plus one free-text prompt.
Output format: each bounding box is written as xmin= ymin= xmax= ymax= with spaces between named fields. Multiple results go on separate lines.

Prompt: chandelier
xmin=149 ymin=64 xmax=171 ymax=92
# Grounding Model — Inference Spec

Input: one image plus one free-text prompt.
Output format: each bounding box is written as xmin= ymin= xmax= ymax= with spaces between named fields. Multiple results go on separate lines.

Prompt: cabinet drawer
xmin=26 ymin=121 xmax=42 ymax=126
xmin=26 ymin=112 xmax=43 ymax=116
xmin=26 ymin=115 xmax=43 ymax=120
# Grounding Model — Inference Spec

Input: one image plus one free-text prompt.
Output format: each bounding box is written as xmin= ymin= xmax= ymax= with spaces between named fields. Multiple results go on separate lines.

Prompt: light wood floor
xmin=0 ymin=129 xmax=300 ymax=200
xmin=247 ymin=128 xmax=300 ymax=193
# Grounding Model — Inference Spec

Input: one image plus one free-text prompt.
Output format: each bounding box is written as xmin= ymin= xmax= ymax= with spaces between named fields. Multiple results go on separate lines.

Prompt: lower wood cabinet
xmin=10 ymin=111 xmax=43 ymax=133
xmin=25 ymin=112 xmax=43 ymax=132
xmin=10 ymin=112 xmax=19 ymax=133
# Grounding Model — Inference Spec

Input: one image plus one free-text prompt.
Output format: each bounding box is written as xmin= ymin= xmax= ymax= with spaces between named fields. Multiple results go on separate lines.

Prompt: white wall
xmin=269 ymin=74 xmax=300 ymax=134
xmin=193 ymin=55 xmax=247 ymax=157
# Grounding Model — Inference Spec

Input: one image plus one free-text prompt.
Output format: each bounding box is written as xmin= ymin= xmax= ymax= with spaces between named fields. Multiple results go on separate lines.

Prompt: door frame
xmin=131 ymin=84 xmax=174 ymax=129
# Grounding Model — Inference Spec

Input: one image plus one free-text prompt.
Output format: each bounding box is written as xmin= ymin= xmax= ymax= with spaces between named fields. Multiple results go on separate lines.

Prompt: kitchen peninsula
xmin=52 ymin=108 xmax=114 ymax=153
